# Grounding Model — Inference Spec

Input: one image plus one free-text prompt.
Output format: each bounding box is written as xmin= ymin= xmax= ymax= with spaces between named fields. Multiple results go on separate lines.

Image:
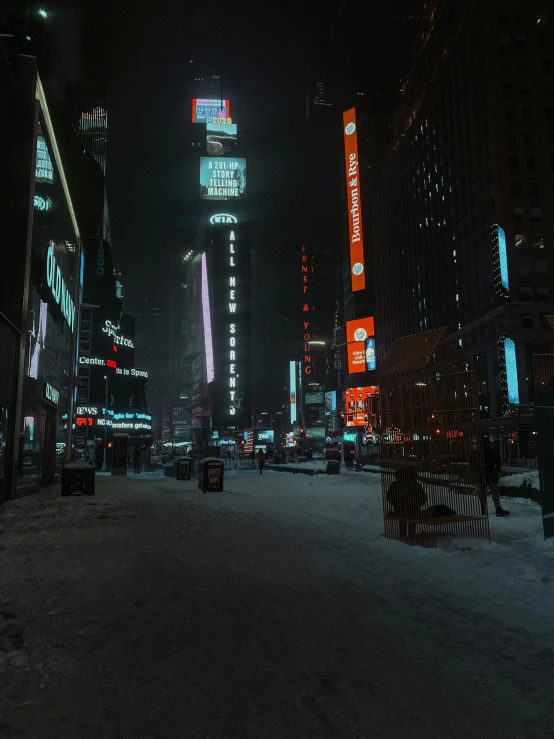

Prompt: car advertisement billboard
xmin=346 ymin=317 xmax=375 ymax=374
xmin=343 ymin=108 xmax=365 ymax=292
xmin=192 ymin=98 xmax=230 ymax=123
xmin=206 ymin=123 xmax=237 ymax=156
xmin=200 ymin=157 xmax=246 ymax=200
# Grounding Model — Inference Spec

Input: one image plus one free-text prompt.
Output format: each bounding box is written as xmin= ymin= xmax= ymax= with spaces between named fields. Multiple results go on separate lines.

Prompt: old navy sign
xmin=343 ymin=108 xmax=365 ymax=292
xmin=46 ymin=242 xmax=76 ymax=332
xmin=209 ymin=213 xmax=238 ymax=225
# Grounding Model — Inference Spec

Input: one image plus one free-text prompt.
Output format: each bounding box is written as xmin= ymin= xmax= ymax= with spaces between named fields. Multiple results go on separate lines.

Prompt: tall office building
xmin=374 ymin=0 xmax=554 ymax=453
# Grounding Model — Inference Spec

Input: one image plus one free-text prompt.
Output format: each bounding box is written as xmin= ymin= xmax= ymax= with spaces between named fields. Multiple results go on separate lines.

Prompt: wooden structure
xmin=378 ymin=327 xmax=490 ymax=547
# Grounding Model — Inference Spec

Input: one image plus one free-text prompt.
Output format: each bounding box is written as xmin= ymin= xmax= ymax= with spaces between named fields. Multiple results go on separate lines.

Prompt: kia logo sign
xmin=209 ymin=213 xmax=238 ymax=224
xmin=344 ymin=122 xmax=356 ymax=135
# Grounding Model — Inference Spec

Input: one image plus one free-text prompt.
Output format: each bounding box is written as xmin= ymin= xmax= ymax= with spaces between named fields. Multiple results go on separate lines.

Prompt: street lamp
xmin=101 ymin=375 xmax=108 ymax=471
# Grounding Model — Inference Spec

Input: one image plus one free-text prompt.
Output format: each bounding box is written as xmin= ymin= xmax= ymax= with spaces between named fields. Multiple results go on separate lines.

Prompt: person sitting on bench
xmin=387 ymin=466 xmax=456 ymax=536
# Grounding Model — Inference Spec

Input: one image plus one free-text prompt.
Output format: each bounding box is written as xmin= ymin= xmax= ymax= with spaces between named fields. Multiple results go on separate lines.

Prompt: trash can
xmin=198 ymin=457 xmax=224 ymax=493
xmin=326 ymin=460 xmax=340 ymax=475
xmin=175 ymin=456 xmax=192 ymax=480
xmin=163 ymin=463 xmax=175 ymax=477
xmin=61 ymin=462 xmax=95 ymax=496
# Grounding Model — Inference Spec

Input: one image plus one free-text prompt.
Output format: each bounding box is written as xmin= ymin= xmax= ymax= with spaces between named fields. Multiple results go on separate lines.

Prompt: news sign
xmin=200 ymin=157 xmax=246 ymax=200
xmin=192 ymin=98 xmax=230 ymax=123
xmin=343 ymin=108 xmax=365 ymax=291
xmin=206 ymin=123 xmax=237 ymax=156
xmin=346 ymin=317 xmax=375 ymax=374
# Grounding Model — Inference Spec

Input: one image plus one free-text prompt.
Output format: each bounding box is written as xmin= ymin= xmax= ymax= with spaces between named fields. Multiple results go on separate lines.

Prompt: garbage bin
xmin=198 ymin=457 xmax=224 ymax=493
xmin=175 ymin=456 xmax=192 ymax=480
xmin=61 ymin=462 xmax=95 ymax=496
xmin=326 ymin=460 xmax=340 ymax=475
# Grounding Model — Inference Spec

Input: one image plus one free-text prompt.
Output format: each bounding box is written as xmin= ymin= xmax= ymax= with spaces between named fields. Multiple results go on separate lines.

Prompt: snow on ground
xmin=0 ymin=469 xmax=552 ymax=738
xmin=499 ymin=469 xmax=539 ymax=489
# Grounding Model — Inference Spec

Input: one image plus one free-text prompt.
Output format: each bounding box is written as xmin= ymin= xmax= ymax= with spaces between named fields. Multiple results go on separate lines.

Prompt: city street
xmin=0 ymin=470 xmax=552 ymax=738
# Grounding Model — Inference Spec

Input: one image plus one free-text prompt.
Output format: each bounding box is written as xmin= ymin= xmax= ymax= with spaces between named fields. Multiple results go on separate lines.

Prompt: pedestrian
xmin=257 ymin=447 xmax=266 ymax=474
xmin=133 ymin=445 xmax=142 ymax=474
xmin=480 ymin=437 xmax=510 ymax=517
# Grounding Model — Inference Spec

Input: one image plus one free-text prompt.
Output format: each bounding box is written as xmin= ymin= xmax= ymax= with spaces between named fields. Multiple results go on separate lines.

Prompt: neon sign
xmin=209 ymin=213 xmax=238 ymax=224
xmin=46 ymin=242 xmax=75 ymax=332
xmin=102 ymin=320 xmax=134 ymax=348
xmin=34 ymin=195 xmax=53 ymax=211
xmin=228 ymin=230 xmax=238 ymax=415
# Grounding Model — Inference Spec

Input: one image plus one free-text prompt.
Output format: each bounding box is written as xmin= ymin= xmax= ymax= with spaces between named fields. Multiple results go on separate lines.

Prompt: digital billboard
xmin=346 ymin=386 xmax=377 ymax=427
xmin=496 ymin=224 xmax=509 ymax=290
xmin=192 ymin=98 xmax=230 ymax=123
xmin=346 ymin=317 xmax=375 ymax=374
xmin=325 ymin=391 xmax=337 ymax=415
xmin=200 ymin=157 xmax=246 ymax=200
xmin=504 ymin=338 xmax=519 ymax=404
xmin=305 ymin=391 xmax=324 ymax=405
xmin=206 ymin=123 xmax=237 ymax=156
xmin=256 ymin=429 xmax=274 ymax=443
xmin=290 ymin=360 xmax=297 ymax=423
xmin=343 ymin=108 xmax=365 ymax=292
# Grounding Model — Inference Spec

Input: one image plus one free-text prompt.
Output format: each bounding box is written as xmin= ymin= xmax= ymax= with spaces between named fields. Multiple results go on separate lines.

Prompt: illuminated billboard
xmin=504 ymin=338 xmax=519 ymax=404
xmin=201 ymin=252 xmax=214 ymax=383
xmin=346 ymin=317 xmax=375 ymax=374
xmin=256 ymin=429 xmax=274 ymax=443
xmin=206 ymin=123 xmax=237 ymax=156
xmin=495 ymin=224 xmax=509 ymax=290
xmin=192 ymin=98 xmax=230 ymax=123
xmin=346 ymin=386 xmax=377 ymax=427
xmin=290 ymin=360 xmax=297 ymax=423
xmin=200 ymin=157 xmax=246 ymax=200
xmin=305 ymin=392 xmax=324 ymax=405
xmin=343 ymin=108 xmax=365 ymax=292
xmin=325 ymin=391 xmax=336 ymax=415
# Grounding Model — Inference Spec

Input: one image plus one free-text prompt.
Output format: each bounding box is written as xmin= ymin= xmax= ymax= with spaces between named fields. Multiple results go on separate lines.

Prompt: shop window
xmin=522 ymin=314 xmax=534 ymax=329
xmin=536 ymin=258 xmax=548 ymax=274
xmin=537 ymin=286 xmax=550 ymax=301
xmin=511 ymin=180 xmax=523 ymax=195
xmin=519 ymin=258 xmax=531 ymax=274
xmin=515 ymin=233 xmax=527 ymax=248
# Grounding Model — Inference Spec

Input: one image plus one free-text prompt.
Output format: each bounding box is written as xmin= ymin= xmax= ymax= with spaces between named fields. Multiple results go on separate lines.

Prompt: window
xmin=522 ymin=131 xmax=535 ymax=147
xmin=509 ymin=155 xmax=520 ymax=170
xmin=500 ymin=33 xmax=511 ymax=45
xmin=529 ymin=181 xmax=540 ymax=197
xmin=540 ymin=36 xmax=552 ymax=51
xmin=505 ymin=105 xmax=517 ymax=120
xmin=514 ymin=207 xmax=524 ymax=223
xmin=533 ymin=234 xmax=545 ymax=248
xmin=522 ymin=106 xmax=534 ymax=120
xmin=515 ymin=233 xmax=528 ymax=248
xmin=546 ymin=82 xmax=554 ymax=96
xmin=536 ymin=259 xmax=548 ymax=274
xmin=504 ymin=83 xmax=514 ymax=95
xmin=507 ymin=131 xmax=519 ymax=148
xmin=522 ymin=314 xmax=534 ymax=329
xmin=520 ymin=87 xmax=531 ymax=97
xmin=520 ymin=286 xmax=532 ymax=301
xmin=542 ymin=59 xmax=553 ymax=73
xmin=551 ymin=156 xmax=554 ymax=170
xmin=547 ymin=107 xmax=554 ymax=121
xmin=519 ymin=258 xmax=531 ymax=274
xmin=549 ymin=134 xmax=554 ymax=145
xmin=511 ymin=180 xmax=523 ymax=195
xmin=537 ymin=13 xmax=548 ymax=25
xmin=526 ymin=155 xmax=537 ymax=169
xmin=518 ymin=59 xmax=529 ymax=72
xmin=537 ymin=287 xmax=550 ymax=301
xmin=502 ymin=60 xmax=513 ymax=72
xmin=531 ymin=208 xmax=542 ymax=221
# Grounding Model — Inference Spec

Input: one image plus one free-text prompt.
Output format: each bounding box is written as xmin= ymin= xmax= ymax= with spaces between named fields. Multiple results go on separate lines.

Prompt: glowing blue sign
xmin=504 ymin=338 xmax=519 ymax=404
xmin=497 ymin=225 xmax=509 ymax=290
xmin=34 ymin=195 xmax=53 ymax=211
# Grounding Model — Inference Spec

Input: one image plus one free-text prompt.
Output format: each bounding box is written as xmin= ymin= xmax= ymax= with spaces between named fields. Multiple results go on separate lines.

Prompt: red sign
xmin=346 ymin=317 xmax=374 ymax=374
xmin=345 ymin=386 xmax=377 ymax=427
xmin=301 ymin=245 xmax=314 ymax=375
xmin=343 ymin=108 xmax=365 ymax=292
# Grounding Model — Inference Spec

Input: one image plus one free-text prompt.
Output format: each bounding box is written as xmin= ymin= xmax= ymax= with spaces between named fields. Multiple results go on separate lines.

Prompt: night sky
xmin=103 ymin=0 xmax=418 ymax=416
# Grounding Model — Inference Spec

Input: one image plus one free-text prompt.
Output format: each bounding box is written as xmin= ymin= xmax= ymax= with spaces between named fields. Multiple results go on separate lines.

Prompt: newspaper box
xmin=175 ymin=457 xmax=192 ymax=480
xmin=198 ymin=457 xmax=224 ymax=493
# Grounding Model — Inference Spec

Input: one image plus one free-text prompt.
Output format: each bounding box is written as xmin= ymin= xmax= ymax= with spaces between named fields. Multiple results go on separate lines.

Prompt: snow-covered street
xmin=0 ymin=469 xmax=552 ymax=738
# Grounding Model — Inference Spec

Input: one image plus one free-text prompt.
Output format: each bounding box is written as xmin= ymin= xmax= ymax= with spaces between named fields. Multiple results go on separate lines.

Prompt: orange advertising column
xmin=343 ymin=108 xmax=365 ymax=292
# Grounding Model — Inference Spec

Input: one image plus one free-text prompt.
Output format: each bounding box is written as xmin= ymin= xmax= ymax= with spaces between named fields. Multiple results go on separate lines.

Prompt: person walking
xmin=257 ymin=447 xmax=266 ymax=475
xmin=481 ymin=437 xmax=510 ymax=517
xmin=133 ymin=445 xmax=142 ymax=474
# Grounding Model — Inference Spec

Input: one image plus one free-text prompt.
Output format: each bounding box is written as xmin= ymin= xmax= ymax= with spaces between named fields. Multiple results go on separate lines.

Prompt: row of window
xmin=498 ymin=11 xmax=548 ymax=28
xmin=510 ymin=180 xmax=542 ymax=196
xmin=508 ymin=154 xmax=554 ymax=170
xmin=513 ymin=208 xmax=545 ymax=223
xmin=505 ymin=105 xmax=554 ymax=120
xmin=507 ymin=131 xmax=554 ymax=148
xmin=501 ymin=34 xmax=552 ymax=50
xmin=504 ymin=82 xmax=554 ymax=96
xmin=518 ymin=258 xmax=548 ymax=274
xmin=502 ymin=59 xmax=553 ymax=73
xmin=515 ymin=233 xmax=544 ymax=248
xmin=519 ymin=286 xmax=550 ymax=300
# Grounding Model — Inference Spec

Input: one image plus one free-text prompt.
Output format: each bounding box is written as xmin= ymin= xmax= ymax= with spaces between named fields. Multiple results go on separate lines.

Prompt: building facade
xmin=374 ymin=0 xmax=554 ymax=454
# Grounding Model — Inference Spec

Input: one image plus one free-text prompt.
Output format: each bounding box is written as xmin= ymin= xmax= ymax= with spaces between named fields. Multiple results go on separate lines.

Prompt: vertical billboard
xmin=324 ymin=390 xmax=336 ymax=415
xmin=345 ymin=386 xmax=377 ymax=427
xmin=191 ymin=98 xmax=230 ymax=123
xmin=496 ymin=224 xmax=509 ymax=290
xmin=504 ymin=338 xmax=519 ymax=404
xmin=200 ymin=157 xmax=246 ymax=200
xmin=346 ymin=317 xmax=375 ymax=374
xmin=343 ymin=108 xmax=365 ymax=292
xmin=290 ymin=360 xmax=297 ymax=423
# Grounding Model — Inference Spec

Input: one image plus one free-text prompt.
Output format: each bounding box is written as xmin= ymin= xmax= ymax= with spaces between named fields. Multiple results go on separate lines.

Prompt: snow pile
xmin=499 ymin=469 xmax=539 ymax=490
